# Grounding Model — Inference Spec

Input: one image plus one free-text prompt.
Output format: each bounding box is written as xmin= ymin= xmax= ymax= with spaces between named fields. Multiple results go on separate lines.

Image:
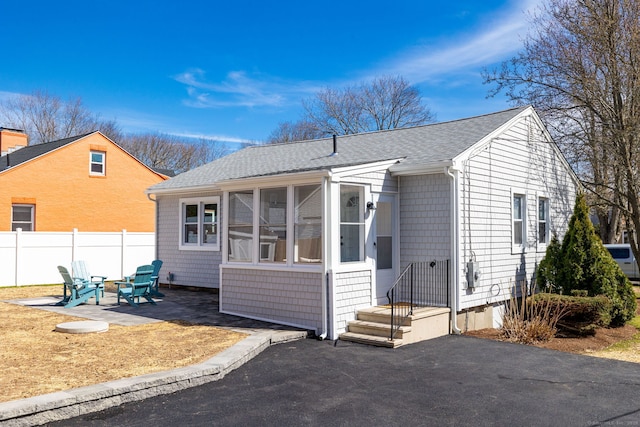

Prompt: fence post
xmin=121 ymin=229 xmax=127 ymax=280
xmin=14 ymin=228 xmax=22 ymax=286
xmin=71 ymin=228 xmax=79 ymax=262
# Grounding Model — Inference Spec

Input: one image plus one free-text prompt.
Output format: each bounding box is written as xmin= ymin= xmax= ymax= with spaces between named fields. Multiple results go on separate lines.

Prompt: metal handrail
xmin=386 ymin=260 xmax=450 ymax=341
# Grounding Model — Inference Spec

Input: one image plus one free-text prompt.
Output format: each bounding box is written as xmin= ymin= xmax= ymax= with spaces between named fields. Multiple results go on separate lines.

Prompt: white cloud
xmin=174 ymin=69 xmax=320 ymax=109
xmin=169 ymin=131 xmax=253 ymax=144
xmin=379 ymin=0 xmax=541 ymax=84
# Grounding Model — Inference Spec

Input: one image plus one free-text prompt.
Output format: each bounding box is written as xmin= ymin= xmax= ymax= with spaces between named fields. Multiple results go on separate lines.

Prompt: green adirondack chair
xmin=150 ymin=259 xmax=164 ymax=298
xmin=115 ymin=264 xmax=156 ymax=307
xmin=56 ymin=266 xmax=101 ymax=308
xmin=71 ymin=260 xmax=107 ymax=297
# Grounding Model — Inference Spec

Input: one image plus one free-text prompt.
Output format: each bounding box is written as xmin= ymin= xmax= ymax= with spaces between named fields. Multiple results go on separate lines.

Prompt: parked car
xmin=604 ymin=244 xmax=639 ymax=280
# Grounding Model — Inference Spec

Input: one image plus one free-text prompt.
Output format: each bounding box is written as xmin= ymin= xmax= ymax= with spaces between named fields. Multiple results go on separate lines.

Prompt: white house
xmin=146 ymin=106 xmax=579 ymax=344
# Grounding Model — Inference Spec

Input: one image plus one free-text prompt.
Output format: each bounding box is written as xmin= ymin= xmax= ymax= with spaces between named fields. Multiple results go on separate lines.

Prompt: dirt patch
xmin=0 ymin=285 xmax=247 ymax=403
xmin=465 ymin=312 xmax=640 ymax=363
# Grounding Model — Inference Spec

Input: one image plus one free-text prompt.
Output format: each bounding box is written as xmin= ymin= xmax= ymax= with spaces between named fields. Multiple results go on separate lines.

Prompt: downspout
xmin=318 ymin=174 xmax=330 ymax=340
xmin=445 ymin=166 xmax=462 ymax=334
xmin=147 ymin=193 xmax=159 ymax=260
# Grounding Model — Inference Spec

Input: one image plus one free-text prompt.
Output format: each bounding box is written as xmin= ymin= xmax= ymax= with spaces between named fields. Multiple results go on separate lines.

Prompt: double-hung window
xmin=513 ymin=193 xmax=526 ymax=249
xmin=340 ymin=185 xmax=365 ymax=263
xmin=538 ymin=197 xmax=549 ymax=246
xmin=90 ymin=151 xmax=105 ymax=175
xmin=179 ymin=197 xmax=219 ymax=250
xmin=12 ymin=204 xmax=34 ymax=231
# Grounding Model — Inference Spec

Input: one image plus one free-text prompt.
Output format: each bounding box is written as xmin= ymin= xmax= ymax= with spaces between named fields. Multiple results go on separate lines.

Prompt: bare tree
xmin=266 ymin=120 xmax=323 ymax=144
xmin=0 ymin=90 xmax=111 ymax=144
xmin=118 ymin=133 xmax=229 ymax=175
xmin=485 ymin=0 xmax=640 ymax=252
xmin=268 ymin=75 xmax=434 ymax=143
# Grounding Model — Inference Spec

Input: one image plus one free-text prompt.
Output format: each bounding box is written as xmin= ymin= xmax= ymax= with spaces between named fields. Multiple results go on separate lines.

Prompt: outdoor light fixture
xmin=366 ymin=201 xmax=376 ymax=211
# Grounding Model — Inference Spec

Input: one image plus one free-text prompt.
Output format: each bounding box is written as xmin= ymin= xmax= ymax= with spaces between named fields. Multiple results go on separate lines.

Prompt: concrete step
xmin=339 ymin=331 xmax=402 ymax=348
xmin=347 ymin=319 xmax=411 ymax=339
xmin=357 ymin=306 xmax=450 ymax=325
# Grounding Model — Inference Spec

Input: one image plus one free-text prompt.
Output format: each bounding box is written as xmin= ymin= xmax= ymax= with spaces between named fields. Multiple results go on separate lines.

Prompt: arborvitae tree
xmin=552 ymin=193 xmax=636 ymax=325
xmin=537 ymin=234 xmax=562 ymax=291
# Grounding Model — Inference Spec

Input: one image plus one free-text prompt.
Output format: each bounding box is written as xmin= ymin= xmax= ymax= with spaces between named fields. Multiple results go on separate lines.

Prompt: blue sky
xmin=0 ymin=0 xmax=540 ymax=145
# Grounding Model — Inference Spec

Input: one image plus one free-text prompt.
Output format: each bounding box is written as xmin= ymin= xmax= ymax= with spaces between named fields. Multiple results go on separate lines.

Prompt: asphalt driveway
xmin=49 ymin=335 xmax=640 ymax=427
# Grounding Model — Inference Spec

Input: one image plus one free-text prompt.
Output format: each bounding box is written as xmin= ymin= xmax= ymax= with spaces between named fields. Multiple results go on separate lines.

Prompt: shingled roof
xmin=148 ymin=106 xmax=529 ymax=193
xmin=0 ymin=132 xmax=94 ymax=172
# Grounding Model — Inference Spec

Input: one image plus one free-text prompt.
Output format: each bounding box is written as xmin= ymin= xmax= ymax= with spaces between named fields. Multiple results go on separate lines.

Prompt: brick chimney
xmin=0 ymin=128 xmax=28 ymax=156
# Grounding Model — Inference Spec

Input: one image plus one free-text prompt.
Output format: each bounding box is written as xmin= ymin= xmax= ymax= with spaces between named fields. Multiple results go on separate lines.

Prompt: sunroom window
xmin=294 ymin=185 xmax=322 ymax=264
xmin=228 ymin=191 xmax=254 ymax=262
xmin=259 ymin=188 xmax=287 ymax=263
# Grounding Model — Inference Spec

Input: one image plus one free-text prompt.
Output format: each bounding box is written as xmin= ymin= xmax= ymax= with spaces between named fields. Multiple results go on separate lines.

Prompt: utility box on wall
xmin=466 ymin=262 xmax=480 ymax=289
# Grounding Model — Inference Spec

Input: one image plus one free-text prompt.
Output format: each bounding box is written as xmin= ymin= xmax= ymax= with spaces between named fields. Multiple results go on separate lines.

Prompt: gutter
xmin=445 ymin=166 xmax=462 ymax=334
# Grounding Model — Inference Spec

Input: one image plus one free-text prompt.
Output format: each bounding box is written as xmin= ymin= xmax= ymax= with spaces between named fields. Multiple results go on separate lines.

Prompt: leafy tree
xmin=537 ymin=234 xmax=562 ymax=291
xmin=538 ymin=193 xmax=636 ymax=325
xmin=267 ymin=75 xmax=434 ymax=143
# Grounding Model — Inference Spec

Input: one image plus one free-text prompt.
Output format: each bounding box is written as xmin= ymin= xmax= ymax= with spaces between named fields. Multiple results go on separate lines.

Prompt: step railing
xmin=386 ymin=259 xmax=450 ymax=340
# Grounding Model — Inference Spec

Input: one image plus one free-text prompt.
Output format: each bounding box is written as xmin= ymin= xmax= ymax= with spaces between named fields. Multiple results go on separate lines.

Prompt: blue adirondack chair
xmin=115 ymin=264 xmax=156 ymax=307
xmin=71 ymin=260 xmax=107 ymax=297
xmin=56 ymin=266 xmax=101 ymax=308
xmin=150 ymin=259 xmax=164 ymax=298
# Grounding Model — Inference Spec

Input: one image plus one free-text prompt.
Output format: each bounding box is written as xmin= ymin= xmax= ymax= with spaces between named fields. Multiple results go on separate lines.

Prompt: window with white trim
xmin=12 ymin=204 xmax=34 ymax=231
xmin=513 ymin=193 xmax=526 ymax=247
xmin=340 ymin=185 xmax=365 ymax=263
xmin=538 ymin=197 xmax=549 ymax=245
xmin=90 ymin=151 xmax=105 ymax=175
xmin=179 ymin=197 xmax=219 ymax=250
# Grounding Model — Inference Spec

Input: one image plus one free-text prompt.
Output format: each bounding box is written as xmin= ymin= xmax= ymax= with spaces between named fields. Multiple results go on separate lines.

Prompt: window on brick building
xmin=12 ymin=204 xmax=34 ymax=231
xmin=90 ymin=151 xmax=105 ymax=175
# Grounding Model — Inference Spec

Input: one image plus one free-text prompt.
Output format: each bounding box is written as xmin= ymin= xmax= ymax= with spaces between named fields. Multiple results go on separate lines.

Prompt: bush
xmin=536 ymin=193 xmax=637 ymax=326
xmin=532 ymin=293 xmax=612 ymax=335
xmin=501 ymin=283 xmax=568 ymax=344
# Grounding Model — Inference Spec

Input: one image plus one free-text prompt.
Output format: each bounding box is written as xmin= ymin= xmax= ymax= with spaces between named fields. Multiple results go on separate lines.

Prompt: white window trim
xmin=511 ymin=190 xmax=527 ymax=253
xmin=179 ymin=196 xmax=220 ymax=251
xmin=12 ymin=204 xmax=34 ymax=231
xmin=223 ymin=183 xmax=325 ymax=269
xmin=537 ymin=195 xmax=550 ymax=252
xmin=89 ymin=150 xmax=105 ymax=176
xmin=340 ymin=184 xmax=366 ymax=264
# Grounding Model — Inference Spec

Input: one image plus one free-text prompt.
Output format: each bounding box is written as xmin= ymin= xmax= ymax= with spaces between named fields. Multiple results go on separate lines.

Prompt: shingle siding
xmin=157 ymin=193 xmax=222 ymax=288
xmin=334 ymin=269 xmax=372 ymax=334
xmin=220 ymin=268 xmax=323 ymax=331
xmin=399 ymin=174 xmax=451 ymax=264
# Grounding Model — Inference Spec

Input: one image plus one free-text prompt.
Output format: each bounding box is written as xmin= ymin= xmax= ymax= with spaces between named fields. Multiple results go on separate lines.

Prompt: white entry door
xmin=374 ymin=194 xmax=396 ymax=305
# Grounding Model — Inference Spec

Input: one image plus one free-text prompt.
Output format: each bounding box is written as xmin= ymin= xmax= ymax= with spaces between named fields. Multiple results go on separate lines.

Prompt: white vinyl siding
xmin=456 ymin=114 xmax=578 ymax=310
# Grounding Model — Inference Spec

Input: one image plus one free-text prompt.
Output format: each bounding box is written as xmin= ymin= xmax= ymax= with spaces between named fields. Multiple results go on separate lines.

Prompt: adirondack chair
xmin=150 ymin=259 xmax=164 ymax=298
xmin=71 ymin=260 xmax=107 ymax=297
xmin=115 ymin=264 xmax=156 ymax=307
xmin=56 ymin=266 xmax=101 ymax=308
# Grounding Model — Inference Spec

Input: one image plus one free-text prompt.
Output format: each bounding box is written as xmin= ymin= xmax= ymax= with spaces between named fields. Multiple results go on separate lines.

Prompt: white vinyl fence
xmin=0 ymin=229 xmax=155 ymax=287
